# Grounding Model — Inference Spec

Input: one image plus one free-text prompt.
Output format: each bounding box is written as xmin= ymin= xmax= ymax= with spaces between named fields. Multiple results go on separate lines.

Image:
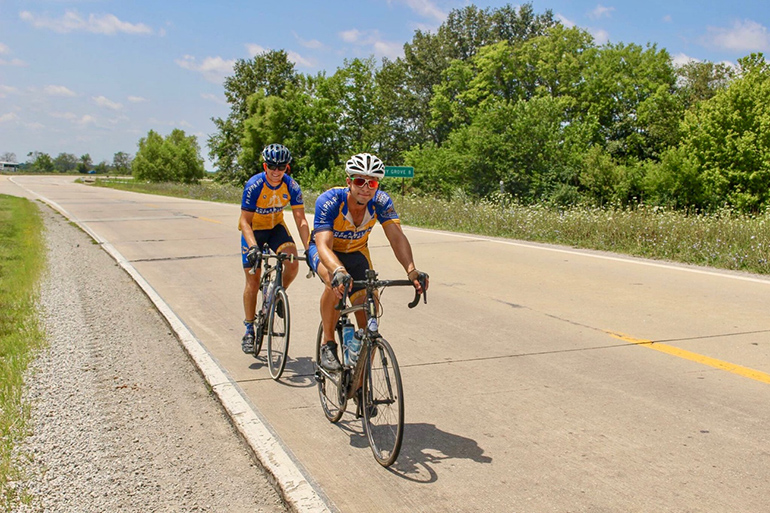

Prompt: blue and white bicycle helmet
xmin=345 ymin=152 xmax=385 ymax=179
xmin=261 ymin=144 xmax=292 ymax=165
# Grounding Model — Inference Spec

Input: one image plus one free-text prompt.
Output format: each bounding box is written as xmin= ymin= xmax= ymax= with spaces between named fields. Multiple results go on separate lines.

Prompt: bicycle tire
xmin=267 ymin=288 xmax=290 ymax=380
xmin=251 ymin=286 xmax=266 ymax=357
xmin=362 ymin=336 xmax=404 ymax=467
xmin=315 ymin=321 xmax=346 ymax=422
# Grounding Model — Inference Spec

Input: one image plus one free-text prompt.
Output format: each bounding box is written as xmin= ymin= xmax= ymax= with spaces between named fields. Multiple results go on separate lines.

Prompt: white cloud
xmin=0 ymin=112 xmax=20 ymax=123
xmin=75 ymin=115 xmax=97 ymax=126
xmin=339 ymin=29 xmax=362 ymax=44
xmin=389 ymin=0 xmax=446 ymax=23
xmin=373 ymin=40 xmax=404 ymax=60
xmin=671 ymin=53 xmax=699 ymax=67
xmin=201 ymin=93 xmax=227 ymax=106
xmin=287 ymin=50 xmax=315 ymax=68
xmin=0 ymin=85 xmax=19 ymax=98
xmin=0 ymin=43 xmax=27 ymax=66
xmin=44 ymin=85 xmax=77 ymax=97
xmin=293 ymin=32 xmax=324 ymax=49
xmin=589 ymin=5 xmax=615 ymax=20
xmin=591 ymin=28 xmax=610 ymax=45
xmin=338 ymin=28 xmax=404 ymax=59
xmin=245 ymin=44 xmax=267 ymax=57
xmin=127 ymin=96 xmax=147 ymax=103
xmin=93 ymin=95 xmax=123 ymax=110
xmin=49 ymin=112 xmax=79 ymax=120
xmin=556 ymin=14 xmax=575 ymax=28
xmin=175 ymin=55 xmax=235 ymax=84
xmin=663 ymin=15 xmax=673 ymax=23
xmin=705 ymin=19 xmax=770 ymax=52
xmin=20 ymin=10 xmax=152 ymax=35
xmin=0 ymin=58 xmax=28 ymax=67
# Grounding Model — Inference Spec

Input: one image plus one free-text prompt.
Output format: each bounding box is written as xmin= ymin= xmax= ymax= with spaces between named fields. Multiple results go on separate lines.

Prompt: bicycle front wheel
xmin=362 ymin=337 xmax=404 ymax=467
xmin=315 ymin=322 xmax=346 ymax=422
xmin=267 ymin=288 xmax=290 ymax=380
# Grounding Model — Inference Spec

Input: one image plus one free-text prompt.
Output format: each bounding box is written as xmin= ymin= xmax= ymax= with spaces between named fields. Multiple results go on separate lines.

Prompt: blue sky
xmin=1 ymin=0 xmax=769 ymax=168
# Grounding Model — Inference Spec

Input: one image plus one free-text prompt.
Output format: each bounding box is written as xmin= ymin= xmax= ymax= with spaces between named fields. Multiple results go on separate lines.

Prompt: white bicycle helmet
xmin=345 ymin=153 xmax=385 ymax=179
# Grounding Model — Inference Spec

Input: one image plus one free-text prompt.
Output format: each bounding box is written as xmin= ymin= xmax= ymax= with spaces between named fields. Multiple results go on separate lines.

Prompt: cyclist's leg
xmin=241 ymin=233 xmax=264 ymax=352
xmin=241 ymin=233 xmax=264 ymax=320
xmin=346 ymin=248 xmax=373 ymax=329
xmin=267 ymin=223 xmax=299 ymax=289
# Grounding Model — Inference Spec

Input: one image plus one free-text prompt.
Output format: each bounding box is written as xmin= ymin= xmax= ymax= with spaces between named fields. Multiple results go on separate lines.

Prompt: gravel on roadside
xmin=12 ymin=205 xmax=289 ymax=513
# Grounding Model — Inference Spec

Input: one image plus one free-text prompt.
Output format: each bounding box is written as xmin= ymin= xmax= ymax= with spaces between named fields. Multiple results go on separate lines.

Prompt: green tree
xmin=94 ymin=160 xmax=111 ymax=174
xmin=77 ymin=154 xmax=92 ymax=174
xmin=400 ymin=2 xmax=557 ymax=145
xmin=53 ymin=152 xmax=78 ymax=173
xmin=580 ymin=42 xmax=676 ymax=161
xmin=26 ymin=151 xmax=55 ymax=173
xmin=675 ymin=60 xmax=734 ymax=110
xmin=133 ymin=129 xmax=204 ymax=183
xmin=209 ymin=50 xmax=298 ymax=182
xmin=112 ymin=152 xmax=132 ymax=174
xmin=672 ymin=53 xmax=770 ymax=211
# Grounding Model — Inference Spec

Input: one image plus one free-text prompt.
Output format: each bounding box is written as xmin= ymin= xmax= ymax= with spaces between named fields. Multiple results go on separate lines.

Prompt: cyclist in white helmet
xmin=307 ymin=152 xmax=428 ymax=371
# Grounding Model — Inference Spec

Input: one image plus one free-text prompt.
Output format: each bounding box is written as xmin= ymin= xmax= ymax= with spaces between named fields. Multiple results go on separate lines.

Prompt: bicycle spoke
xmin=363 ymin=338 xmax=404 ymax=467
xmin=267 ymin=289 xmax=290 ymax=380
xmin=316 ymin=322 xmax=346 ymax=422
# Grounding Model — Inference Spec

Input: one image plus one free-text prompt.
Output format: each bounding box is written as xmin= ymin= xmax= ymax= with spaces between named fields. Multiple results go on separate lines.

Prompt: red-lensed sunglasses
xmin=351 ymin=177 xmax=379 ymax=189
xmin=266 ymin=163 xmax=288 ymax=171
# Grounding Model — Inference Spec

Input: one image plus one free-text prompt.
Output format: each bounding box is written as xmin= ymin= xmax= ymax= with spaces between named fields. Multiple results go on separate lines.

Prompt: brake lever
xmin=407 ymin=275 xmax=428 ymax=308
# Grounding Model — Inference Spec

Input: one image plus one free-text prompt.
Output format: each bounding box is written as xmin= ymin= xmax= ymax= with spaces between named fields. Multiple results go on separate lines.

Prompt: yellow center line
xmin=606 ymin=331 xmax=770 ymax=385
xmin=197 ymin=216 xmax=222 ymax=224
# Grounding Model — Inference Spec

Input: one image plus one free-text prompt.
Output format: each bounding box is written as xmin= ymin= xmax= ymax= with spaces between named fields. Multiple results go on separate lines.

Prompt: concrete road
xmin=5 ymin=175 xmax=770 ymax=512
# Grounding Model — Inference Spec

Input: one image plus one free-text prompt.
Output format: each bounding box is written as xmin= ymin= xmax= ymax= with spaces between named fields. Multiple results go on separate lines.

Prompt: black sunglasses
xmin=266 ymin=163 xmax=288 ymax=171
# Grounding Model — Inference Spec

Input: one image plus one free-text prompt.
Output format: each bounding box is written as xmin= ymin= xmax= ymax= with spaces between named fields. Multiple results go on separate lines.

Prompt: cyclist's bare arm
xmin=239 ymin=210 xmax=258 ymax=248
xmin=382 ymin=222 xmax=428 ymax=294
xmin=314 ymin=230 xmax=348 ymax=299
xmin=291 ymin=206 xmax=311 ymax=251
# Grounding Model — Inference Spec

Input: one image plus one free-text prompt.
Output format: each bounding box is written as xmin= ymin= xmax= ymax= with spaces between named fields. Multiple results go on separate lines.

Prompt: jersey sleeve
xmin=374 ymin=190 xmax=400 ymax=225
xmin=313 ymin=189 xmax=342 ymax=232
xmin=286 ymin=176 xmax=304 ymax=208
xmin=241 ymin=174 xmax=264 ymax=212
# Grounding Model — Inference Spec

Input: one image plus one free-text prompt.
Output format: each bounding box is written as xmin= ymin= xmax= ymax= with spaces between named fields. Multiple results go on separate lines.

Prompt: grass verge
xmin=90 ymin=179 xmax=770 ymax=275
xmin=0 ymin=194 xmax=46 ymax=509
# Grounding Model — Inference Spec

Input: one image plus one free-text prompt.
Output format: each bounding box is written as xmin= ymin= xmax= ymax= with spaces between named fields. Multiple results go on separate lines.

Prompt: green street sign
xmin=384 ymin=166 xmax=414 ymax=178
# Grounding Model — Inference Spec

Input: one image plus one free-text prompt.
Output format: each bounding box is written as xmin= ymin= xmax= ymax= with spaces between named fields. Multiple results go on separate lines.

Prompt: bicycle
xmin=248 ymin=243 xmax=307 ymax=380
xmin=314 ymin=268 xmax=428 ymax=467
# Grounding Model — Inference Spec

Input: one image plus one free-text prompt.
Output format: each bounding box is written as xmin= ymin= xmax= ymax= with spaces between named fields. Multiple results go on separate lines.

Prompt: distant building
xmin=0 ymin=161 xmax=20 ymax=172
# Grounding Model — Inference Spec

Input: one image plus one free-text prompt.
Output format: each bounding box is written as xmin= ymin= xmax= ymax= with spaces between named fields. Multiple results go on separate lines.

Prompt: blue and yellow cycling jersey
xmin=313 ymin=187 xmax=400 ymax=253
xmin=241 ymin=172 xmax=304 ymax=231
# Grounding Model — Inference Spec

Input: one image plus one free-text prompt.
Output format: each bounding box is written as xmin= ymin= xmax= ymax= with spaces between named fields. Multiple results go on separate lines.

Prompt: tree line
xmin=208 ymin=2 xmax=769 ymax=213
xmin=16 ymin=151 xmax=133 ymax=175
xmin=16 ymin=129 xmax=206 ymax=184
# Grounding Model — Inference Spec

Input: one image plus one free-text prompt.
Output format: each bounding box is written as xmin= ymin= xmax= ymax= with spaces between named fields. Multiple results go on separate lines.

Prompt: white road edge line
xmin=405 ymin=226 xmax=770 ymax=285
xmin=15 ymin=178 xmax=334 ymax=513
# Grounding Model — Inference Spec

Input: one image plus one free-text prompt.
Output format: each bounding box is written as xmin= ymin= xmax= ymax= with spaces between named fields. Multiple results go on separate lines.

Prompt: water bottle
xmin=341 ymin=319 xmax=355 ymax=366
xmin=367 ymin=316 xmax=378 ymax=333
xmin=348 ymin=329 xmax=363 ymax=365
xmin=261 ymin=280 xmax=274 ymax=315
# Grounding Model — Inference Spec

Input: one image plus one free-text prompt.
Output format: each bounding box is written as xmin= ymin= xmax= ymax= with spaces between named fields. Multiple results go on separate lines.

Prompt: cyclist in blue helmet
xmin=239 ymin=143 xmax=310 ymax=354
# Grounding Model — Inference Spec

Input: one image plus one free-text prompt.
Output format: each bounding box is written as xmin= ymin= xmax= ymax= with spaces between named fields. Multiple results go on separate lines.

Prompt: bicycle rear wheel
xmin=267 ymin=288 xmax=290 ymax=380
xmin=362 ymin=337 xmax=404 ymax=467
xmin=315 ymin=322 xmax=346 ymax=422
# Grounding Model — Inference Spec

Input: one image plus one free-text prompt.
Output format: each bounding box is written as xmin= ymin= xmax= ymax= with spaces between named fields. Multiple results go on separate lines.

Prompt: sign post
xmin=384 ymin=166 xmax=414 ymax=196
